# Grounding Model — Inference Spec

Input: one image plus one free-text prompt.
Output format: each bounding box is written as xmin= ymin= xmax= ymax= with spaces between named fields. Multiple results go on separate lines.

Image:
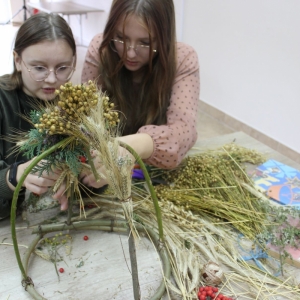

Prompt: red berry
xmin=59 ymin=267 xmax=64 ymax=273
xmin=199 ymin=296 xmax=206 ymax=300
xmin=83 ymin=235 xmax=89 ymax=241
xmin=87 ymin=204 xmax=96 ymax=208
xmin=78 ymin=156 xmax=87 ymax=163
xmin=213 ymin=287 xmax=218 ymax=292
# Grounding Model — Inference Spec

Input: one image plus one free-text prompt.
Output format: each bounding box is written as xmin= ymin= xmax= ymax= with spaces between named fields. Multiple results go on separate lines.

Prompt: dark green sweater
xmin=0 ymin=88 xmax=34 ymax=202
xmin=0 ymin=87 xmax=102 ymax=218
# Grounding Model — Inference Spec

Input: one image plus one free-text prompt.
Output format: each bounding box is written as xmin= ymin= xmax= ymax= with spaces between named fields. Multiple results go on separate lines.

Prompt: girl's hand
xmin=79 ymin=146 xmax=135 ymax=189
xmin=16 ymin=159 xmax=68 ymax=210
xmin=52 ymin=184 xmax=68 ymax=210
xmin=16 ymin=159 xmax=61 ymax=194
xmin=79 ymin=134 xmax=152 ymax=189
xmin=79 ymin=150 xmax=108 ymax=189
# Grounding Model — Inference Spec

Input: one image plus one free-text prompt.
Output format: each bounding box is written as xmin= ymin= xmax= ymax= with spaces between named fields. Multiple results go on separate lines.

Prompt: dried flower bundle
xmin=12 ymin=81 xmax=136 ymax=222
xmin=77 ymin=191 xmax=299 ymax=299
xmin=79 ymin=145 xmax=300 ymax=299
xmin=154 ymin=144 xmax=268 ymax=239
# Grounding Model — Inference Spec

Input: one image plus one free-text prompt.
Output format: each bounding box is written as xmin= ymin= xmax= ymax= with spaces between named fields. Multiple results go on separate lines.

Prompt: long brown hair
xmin=0 ymin=13 xmax=76 ymax=90
xmin=99 ymin=0 xmax=177 ymax=135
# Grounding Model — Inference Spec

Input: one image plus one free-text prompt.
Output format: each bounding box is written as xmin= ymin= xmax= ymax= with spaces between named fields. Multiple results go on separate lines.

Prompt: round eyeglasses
xmin=110 ymin=39 xmax=157 ymax=55
xmin=21 ymin=60 xmax=75 ymax=82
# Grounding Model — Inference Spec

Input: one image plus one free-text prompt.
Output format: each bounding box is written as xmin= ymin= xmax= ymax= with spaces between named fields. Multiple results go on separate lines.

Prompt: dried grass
xmin=76 ymin=145 xmax=300 ymax=299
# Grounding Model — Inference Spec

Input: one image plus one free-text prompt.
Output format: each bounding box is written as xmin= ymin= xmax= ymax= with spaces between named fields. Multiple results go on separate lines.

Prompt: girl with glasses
xmin=0 ymin=13 xmax=76 ymax=219
xmin=80 ymin=0 xmax=200 ymax=189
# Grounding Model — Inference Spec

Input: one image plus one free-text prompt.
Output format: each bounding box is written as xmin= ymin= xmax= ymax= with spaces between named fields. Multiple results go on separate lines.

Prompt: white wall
xmin=69 ymin=0 xmax=185 ymax=46
xmin=0 ymin=0 xmax=11 ymax=24
xmin=182 ymin=0 xmax=300 ymax=153
xmin=69 ymin=0 xmax=112 ymax=46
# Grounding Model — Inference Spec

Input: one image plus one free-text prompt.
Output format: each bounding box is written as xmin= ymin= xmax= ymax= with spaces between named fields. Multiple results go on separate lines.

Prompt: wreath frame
xmin=10 ymin=138 xmax=171 ymax=300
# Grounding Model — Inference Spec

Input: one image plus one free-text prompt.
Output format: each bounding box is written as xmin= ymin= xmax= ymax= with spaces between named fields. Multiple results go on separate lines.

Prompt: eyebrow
xmin=26 ymin=59 xmax=74 ymax=66
xmin=115 ymin=30 xmax=154 ymax=41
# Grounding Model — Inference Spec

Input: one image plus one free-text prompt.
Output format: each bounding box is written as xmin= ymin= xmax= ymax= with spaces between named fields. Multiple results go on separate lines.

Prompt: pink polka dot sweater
xmin=81 ymin=33 xmax=200 ymax=169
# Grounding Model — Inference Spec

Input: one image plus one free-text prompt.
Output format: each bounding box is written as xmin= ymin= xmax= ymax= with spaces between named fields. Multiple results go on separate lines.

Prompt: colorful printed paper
xmin=252 ymin=159 xmax=300 ymax=206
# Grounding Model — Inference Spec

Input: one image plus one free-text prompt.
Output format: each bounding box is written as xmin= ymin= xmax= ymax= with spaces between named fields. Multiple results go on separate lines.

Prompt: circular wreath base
xmin=21 ymin=219 xmax=171 ymax=300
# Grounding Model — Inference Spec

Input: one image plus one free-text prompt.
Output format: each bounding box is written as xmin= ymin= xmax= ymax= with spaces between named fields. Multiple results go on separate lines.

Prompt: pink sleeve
xmin=81 ymin=33 xmax=103 ymax=85
xmin=138 ymin=43 xmax=200 ymax=169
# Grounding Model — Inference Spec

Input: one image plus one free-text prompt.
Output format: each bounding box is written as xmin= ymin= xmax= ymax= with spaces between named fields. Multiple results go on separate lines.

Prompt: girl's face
xmin=113 ymin=14 xmax=157 ymax=73
xmin=14 ymin=39 xmax=74 ymax=101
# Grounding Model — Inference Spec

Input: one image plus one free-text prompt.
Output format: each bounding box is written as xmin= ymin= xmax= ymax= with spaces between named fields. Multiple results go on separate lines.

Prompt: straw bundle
xmin=78 ymin=144 xmax=300 ymax=299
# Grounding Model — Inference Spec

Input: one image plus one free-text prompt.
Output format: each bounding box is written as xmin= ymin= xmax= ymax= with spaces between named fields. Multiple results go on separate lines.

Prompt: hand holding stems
xmin=79 ymin=150 xmax=108 ymax=189
xmin=8 ymin=158 xmax=68 ymax=210
xmin=16 ymin=159 xmax=60 ymax=194
xmin=79 ymin=146 xmax=135 ymax=189
xmin=52 ymin=187 xmax=68 ymax=211
xmin=80 ymin=133 xmax=153 ymax=189
xmin=10 ymin=134 xmax=153 ymax=211
xmin=51 ymin=147 xmax=127 ymax=211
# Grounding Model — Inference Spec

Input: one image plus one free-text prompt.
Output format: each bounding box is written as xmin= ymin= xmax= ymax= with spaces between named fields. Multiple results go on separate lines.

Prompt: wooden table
xmin=1 ymin=132 xmax=299 ymax=299
xmin=27 ymin=1 xmax=104 ymax=45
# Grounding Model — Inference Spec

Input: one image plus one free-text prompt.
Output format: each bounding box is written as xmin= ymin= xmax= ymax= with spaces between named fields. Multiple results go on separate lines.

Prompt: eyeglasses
xmin=21 ymin=60 xmax=75 ymax=82
xmin=110 ymin=39 xmax=157 ymax=55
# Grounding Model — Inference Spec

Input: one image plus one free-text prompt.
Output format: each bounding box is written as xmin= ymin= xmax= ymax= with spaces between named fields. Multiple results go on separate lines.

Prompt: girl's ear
xmin=13 ymin=51 xmax=22 ymax=71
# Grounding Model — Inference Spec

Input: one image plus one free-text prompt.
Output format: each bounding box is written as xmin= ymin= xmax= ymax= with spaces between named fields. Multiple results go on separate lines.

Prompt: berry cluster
xmin=55 ymin=81 xmax=99 ymax=122
xmin=34 ymin=80 xmax=119 ymax=136
xmin=198 ymin=286 xmax=233 ymax=300
xmin=102 ymin=96 xmax=119 ymax=127
xmin=35 ymin=81 xmax=98 ymax=135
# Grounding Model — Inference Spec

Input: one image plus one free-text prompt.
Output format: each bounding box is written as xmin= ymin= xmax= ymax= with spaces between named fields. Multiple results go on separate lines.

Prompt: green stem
xmin=66 ymin=183 xmax=74 ymax=225
xmin=128 ymin=227 xmax=141 ymax=300
xmin=119 ymin=141 xmax=164 ymax=242
xmin=23 ymin=234 xmax=43 ymax=272
xmin=31 ymin=219 xmax=127 ymax=234
xmin=84 ymin=146 xmax=100 ymax=181
xmin=10 ymin=137 xmax=72 ymax=280
xmin=33 ymin=225 xmax=128 ymax=233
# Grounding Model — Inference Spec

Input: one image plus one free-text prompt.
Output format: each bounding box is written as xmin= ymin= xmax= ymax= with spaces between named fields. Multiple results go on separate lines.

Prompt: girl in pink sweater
xmin=80 ymin=0 xmax=200 ymax=189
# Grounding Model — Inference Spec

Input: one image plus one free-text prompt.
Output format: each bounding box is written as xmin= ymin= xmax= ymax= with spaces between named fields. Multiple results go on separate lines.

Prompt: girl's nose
xmin=126 ymin=46 xmax=137 ymax=58
xmin=44 ymin=70 xmax=57 ymax=83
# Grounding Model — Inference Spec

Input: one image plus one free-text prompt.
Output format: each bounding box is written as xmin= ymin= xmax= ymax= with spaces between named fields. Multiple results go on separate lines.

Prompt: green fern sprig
xmin=29 ymin=110 xmax=44 ymax=125
xmin=19 ymin=129 xmax=45 ymax=158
